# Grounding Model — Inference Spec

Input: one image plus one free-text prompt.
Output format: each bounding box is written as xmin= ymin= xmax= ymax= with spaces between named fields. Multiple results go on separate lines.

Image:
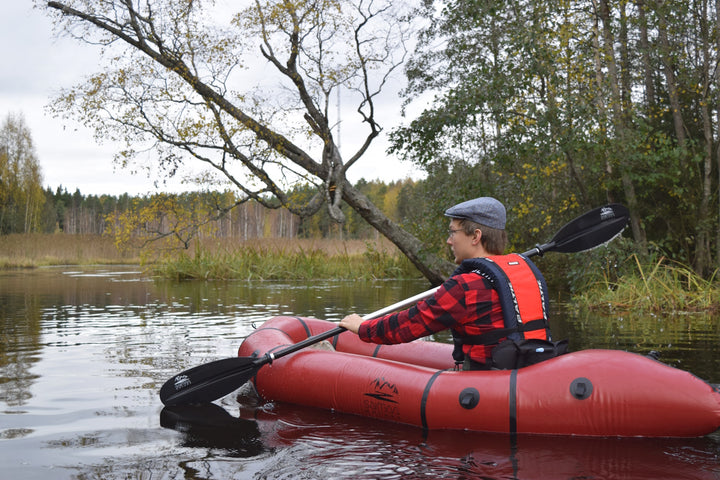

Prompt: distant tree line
xmin=2 ymin=178 xmax=417 ymax=241
xmin=39 ymin=187 xmax=133 ymax=235
xmin=1 ymin=111 xmax=416 ymax=240
xmin=98 ymin=178 xmax=415 ymax=244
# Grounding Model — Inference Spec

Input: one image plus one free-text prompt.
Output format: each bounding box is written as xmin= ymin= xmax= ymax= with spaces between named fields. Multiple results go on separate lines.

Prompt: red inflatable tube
xmin=237 ymin=316 xmax=720 ymax=437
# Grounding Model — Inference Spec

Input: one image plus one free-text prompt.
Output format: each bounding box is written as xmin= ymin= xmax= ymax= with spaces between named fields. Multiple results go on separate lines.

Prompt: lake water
xmin=1 ymin=266 xmax=719 ymax=479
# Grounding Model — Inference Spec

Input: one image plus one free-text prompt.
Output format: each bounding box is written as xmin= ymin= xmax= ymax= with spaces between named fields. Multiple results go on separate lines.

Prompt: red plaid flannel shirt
xmin=358 ymin=272 xmax=504 ymax=363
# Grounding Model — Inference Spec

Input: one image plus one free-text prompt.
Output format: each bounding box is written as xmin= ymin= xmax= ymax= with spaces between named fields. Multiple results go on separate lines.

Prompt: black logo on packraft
xmin=364 ymin=377 xmax=399 ymax=403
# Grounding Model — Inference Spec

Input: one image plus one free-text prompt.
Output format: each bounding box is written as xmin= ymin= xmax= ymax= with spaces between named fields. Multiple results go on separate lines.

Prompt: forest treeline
xmin=390 ymin=0 xmax=720 ymax=279
xmin=12 ymin=0 xmax=720 ymax=287
xmin=0 ymin=111 xmax=411 ymax=241
xmin=2 ymin=179 xmax=415 ymax=241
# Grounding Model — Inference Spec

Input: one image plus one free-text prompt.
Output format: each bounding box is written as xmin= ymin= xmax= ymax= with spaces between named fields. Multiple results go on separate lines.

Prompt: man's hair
xmin=459 ymin=219 xmax=508 ymax=255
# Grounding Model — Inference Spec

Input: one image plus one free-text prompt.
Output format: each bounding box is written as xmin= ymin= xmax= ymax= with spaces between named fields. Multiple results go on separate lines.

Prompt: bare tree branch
xmin=44 ymin=0 xmax=452 ymax=284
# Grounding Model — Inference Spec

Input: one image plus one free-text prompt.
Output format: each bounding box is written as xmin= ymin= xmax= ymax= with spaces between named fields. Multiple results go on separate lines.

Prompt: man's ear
xmin=471 ymin=228 xmax=483 ymax=246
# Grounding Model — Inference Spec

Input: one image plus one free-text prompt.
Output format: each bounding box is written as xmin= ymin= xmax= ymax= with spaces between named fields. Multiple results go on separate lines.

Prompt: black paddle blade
xmin=522 ymin=203 xmax=629 ymax=257
xmin=159 ymin=356 xmax=260 ymax=406
xmin=551 ymin=203 xmax=629 ymax=253
xmin=160 ymin=404 xmax=266 ymax=456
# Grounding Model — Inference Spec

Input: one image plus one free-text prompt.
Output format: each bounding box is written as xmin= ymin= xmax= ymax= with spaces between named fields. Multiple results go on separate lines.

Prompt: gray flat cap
xmin=444 ymin=197 xmax=506 ymax=229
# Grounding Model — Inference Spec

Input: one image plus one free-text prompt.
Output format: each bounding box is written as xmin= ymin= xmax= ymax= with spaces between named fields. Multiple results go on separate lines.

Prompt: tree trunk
xmin=695 ymin=0 xmax=713 ymax=275
xmin=716 ymin=0 xmax=720 ymax=266
xmin=596 ymin=0 xmax=647 ymax=247
xmin=656 ymin=3 xmax=687 ymax=147
xmin=342 ymin=181 xmax=453 ymax=285
xmin=635 ymin=0 xmax=656 ymax=109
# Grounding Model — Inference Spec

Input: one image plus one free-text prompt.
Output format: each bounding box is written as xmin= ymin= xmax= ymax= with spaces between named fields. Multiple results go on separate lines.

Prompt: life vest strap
xmin=454 ymin=318 xmax=549 ymax=346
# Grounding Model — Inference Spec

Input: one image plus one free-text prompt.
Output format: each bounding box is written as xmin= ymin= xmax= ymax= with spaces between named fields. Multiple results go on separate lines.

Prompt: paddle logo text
xmin=174 ymin=374 xmax=191 ymax=391
xmin=362 ymin=377 xmax=400 ymax=420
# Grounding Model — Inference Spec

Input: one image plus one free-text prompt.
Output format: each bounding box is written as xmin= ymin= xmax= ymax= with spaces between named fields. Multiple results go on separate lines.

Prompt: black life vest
xmin=451 ymin=253 xmax=551 ymax=363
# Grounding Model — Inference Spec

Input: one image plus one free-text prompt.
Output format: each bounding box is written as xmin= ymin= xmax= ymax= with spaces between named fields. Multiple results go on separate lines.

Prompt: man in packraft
xmin=339 ymin=196 xmax=555 ymax=370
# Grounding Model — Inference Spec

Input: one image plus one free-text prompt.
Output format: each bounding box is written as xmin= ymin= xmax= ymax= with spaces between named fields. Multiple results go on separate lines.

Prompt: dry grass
xmin=0 ymin=233 xmax=400 ymax=270
xmin=575 ymin=255 xmax=720 ymax=314
xmin=0 ymin=233 xmax=139 ymax=268
xmin=151 ymin=240 xmax=419 ymax=280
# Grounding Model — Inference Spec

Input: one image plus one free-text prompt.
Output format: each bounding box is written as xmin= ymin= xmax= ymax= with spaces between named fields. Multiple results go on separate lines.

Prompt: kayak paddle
xmin=159 ymin=288 xmax=439 ymax=406
xmin=159 ymin=203 xmax=629 ymax=406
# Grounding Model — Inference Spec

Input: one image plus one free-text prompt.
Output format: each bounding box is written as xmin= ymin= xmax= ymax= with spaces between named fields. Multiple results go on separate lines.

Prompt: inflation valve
xmin=459 ymin=387 xmax=480 ymax=409
xmin=570 ymin=377 xmax=594 ymax=400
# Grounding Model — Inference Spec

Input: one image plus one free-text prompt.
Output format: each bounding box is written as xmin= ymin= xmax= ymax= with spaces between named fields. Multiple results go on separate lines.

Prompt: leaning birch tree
xmin=42 ymin=0 xmax=452 ymax=284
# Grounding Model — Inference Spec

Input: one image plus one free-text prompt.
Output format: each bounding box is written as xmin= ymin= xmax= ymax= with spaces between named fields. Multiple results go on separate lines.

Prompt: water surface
xmin=1 ymin=266 xmax=719 ymax=479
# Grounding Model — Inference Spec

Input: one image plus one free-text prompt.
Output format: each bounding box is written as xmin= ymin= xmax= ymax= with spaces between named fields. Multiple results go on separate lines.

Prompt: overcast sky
xmin=1 ymin=2 xmax=421 ymax=196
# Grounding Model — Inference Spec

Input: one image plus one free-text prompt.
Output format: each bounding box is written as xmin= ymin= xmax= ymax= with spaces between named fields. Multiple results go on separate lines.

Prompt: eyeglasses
xmin=447 ymin=228 xmax=464 ymax=237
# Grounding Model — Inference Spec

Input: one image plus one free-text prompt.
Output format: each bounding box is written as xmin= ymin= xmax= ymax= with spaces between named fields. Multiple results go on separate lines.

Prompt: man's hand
xmin=339 ymin=313 xmax=364 ymax=334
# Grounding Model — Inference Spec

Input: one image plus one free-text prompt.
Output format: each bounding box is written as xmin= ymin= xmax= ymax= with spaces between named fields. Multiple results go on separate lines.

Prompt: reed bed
xmin=150 ymin=242 xmax=419 ymax=280
xmin=575 ymin=255 xmax=720 ymax=314
xmin=0 ymin=234 xmax=420 ymax=280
